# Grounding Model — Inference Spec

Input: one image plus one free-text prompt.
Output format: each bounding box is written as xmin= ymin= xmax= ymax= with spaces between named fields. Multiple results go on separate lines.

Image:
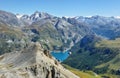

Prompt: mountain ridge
xmin=1 ymin=10 xmax=120 ymax=51
xmin=0 ymin=42 xmax=79 ymax=78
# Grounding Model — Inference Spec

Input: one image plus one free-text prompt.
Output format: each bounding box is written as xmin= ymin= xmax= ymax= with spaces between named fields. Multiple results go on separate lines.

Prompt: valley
xmin=0 ymin=10 xmax=120 ymax=78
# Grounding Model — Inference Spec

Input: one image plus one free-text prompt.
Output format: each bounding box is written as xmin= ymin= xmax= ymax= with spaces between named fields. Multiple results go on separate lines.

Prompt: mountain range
xmin=0 ymin=10 xmax=120 ymax=78
xmin=1 ymin=10 xmax=120 ymax=52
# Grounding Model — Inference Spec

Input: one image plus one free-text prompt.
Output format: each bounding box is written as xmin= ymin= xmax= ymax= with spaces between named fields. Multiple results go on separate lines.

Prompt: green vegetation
xmin=0 ymin=24 xmax=29 ymax=55
xmin=95 ymin=38 xmax=120 ymax=48
xmin=24 ymin=23 xmax=64 ymax=50
xmin=63 ymin=64 xmax=101 ymax=78
xmin=63 ymin=35 xmax=120 ymax=77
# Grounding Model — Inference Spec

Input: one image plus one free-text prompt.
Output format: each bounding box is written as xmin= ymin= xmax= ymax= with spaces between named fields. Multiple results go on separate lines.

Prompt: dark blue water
xmin=51 ymin=51 xmax=69 ymax=62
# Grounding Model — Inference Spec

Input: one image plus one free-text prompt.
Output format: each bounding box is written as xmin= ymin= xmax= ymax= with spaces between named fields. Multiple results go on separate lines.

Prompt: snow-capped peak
xmin=15 ymin=11 xmax=53 ymax=23
xmin=115 ymin=16 xmax=120 ymax=19
xmin=29 ymin=11 xmax=53 ymax=21
xmin=16 ymin=14 xmax=23 ymax=19
xmin=34 ymin=11 xmax=40 ymax=18
xmin=33 ymin=11 xmax=48 ymax=18
xmin=85 ymin=16 xmax=92 ymax=18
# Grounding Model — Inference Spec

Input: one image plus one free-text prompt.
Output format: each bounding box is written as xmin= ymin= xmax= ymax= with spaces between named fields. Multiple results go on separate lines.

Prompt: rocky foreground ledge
xmin=0 ymin=42 xmax=79 ymax=78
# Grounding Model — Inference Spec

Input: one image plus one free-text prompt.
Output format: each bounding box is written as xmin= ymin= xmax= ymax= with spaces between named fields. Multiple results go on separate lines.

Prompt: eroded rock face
xmin=0 ymin=42 xmax=79 ymax=78
xmin=0 ymin=64 xmax=64 ymax=78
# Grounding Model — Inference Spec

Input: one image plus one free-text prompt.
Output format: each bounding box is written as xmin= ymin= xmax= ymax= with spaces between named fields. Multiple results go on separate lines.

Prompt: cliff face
xmin=0 ymin=42 xmax=79 ymax=78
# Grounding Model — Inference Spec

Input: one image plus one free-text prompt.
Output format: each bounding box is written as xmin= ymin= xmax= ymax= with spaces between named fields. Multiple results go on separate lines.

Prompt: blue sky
xmin=0 ymin=0 xmax=120 ymax=17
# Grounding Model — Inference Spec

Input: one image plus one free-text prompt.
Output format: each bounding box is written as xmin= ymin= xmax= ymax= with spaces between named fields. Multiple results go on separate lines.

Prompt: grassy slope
xmin=0 ymin=24 xmax=28 ymax=55
xmin=0 ymin=24 xmax=24 ymax=39
xmin=63 ymin=64 xmax=120 ymax=78
xmin=95 ymin=38 xmax=120 ymax=48
xmin=95 ymin=39 xmax=120 ymax=70
xmin=38 ymin=23 xmax=63 ymax=50
xmin=63 ymin=37 xmax=120 ymax=77
xmin=95 ymin=39 xmax=120 ymax=78
xmin=25 ymin=23 xmax=63 ymax=50
xmin=63 ymin=64 xmax=101 ymax=78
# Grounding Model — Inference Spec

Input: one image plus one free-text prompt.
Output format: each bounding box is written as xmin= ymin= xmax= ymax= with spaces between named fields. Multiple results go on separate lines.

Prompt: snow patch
xmin=85 ymin=16 xmax=92 ymax=18
xmin=115 ymin=16 xmax=120 ymax=19
xmin=35 ymin=12 xmax=40 ymax=18
xmin=6 ymin=40 xmax=13 ymax=43
xmin=16 ymin=14 xmax=23 ymax=19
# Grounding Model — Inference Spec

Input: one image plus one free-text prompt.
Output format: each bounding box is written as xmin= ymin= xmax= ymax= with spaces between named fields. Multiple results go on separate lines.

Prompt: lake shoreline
xmin=51 ymin=51 xmax=70 ymax=62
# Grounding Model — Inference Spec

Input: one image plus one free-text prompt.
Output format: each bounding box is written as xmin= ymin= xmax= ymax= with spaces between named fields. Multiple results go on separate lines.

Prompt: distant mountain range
xmin=74 ymin=15 xmax=120 ymax=39
xmin=1 ymin=10 xmax=120 ymax=52
xmin=0 ymin=10 xmax=93 ymax=52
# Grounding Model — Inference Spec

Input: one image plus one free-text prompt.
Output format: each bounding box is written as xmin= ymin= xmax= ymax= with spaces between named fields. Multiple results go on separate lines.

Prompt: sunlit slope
xmin=63 ymin=64 xmax=101 ymax=78
xmin=63 ymin=35 xmax=120 ymax=77
xmin=95 ymin=39 xmax=120 ymax=71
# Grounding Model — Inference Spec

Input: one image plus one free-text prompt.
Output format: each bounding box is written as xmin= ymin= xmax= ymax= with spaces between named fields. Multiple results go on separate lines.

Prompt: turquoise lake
xmin=51 ymin=51 xmax=69 ymax=62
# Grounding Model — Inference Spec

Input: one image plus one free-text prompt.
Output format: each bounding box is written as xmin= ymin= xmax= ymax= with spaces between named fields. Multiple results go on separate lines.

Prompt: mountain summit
xmin=18 ymin=11 xmax=53 ymax=23
xmin=0 ymin=42 xmax=79 ymax=78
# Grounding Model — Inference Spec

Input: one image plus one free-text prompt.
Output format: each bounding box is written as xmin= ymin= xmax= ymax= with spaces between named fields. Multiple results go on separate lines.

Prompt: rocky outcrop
xmin=0 ymin=42 xmax=79 ymax=78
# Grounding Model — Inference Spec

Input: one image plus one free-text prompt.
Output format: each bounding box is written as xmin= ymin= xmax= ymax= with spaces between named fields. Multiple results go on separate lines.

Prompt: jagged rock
xmin=0 ymin=42 xmax=79 ymax=78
